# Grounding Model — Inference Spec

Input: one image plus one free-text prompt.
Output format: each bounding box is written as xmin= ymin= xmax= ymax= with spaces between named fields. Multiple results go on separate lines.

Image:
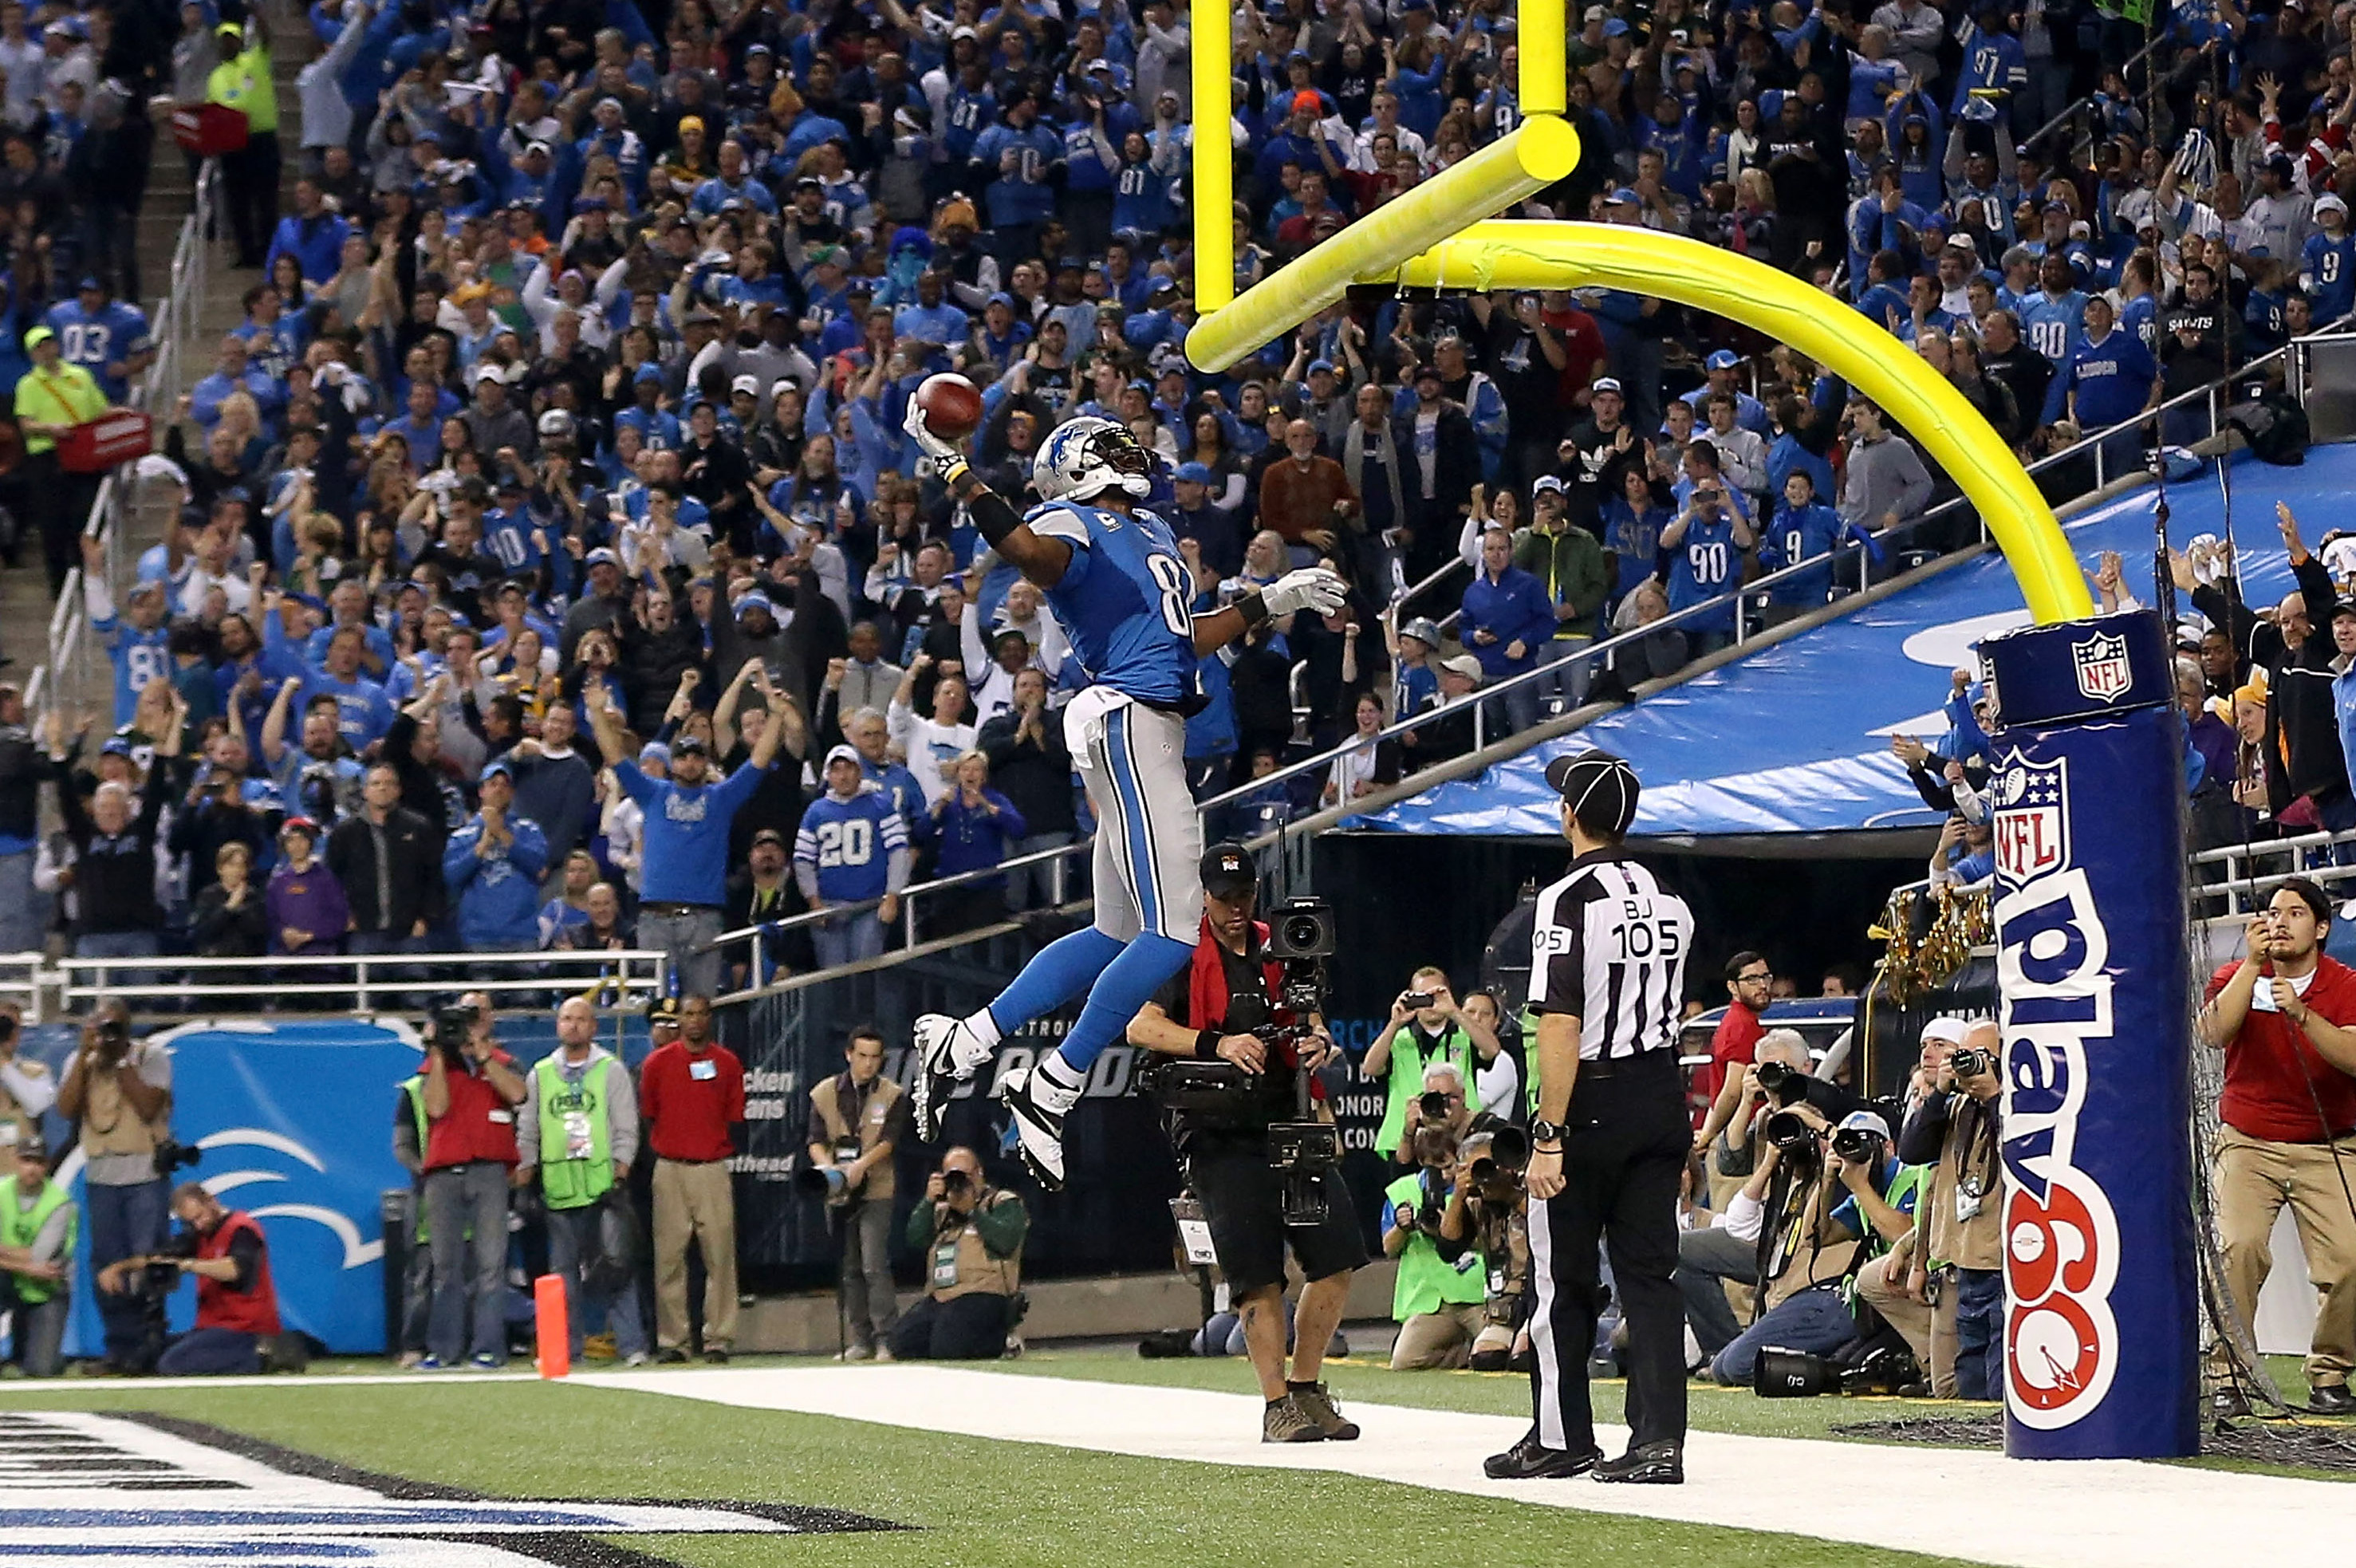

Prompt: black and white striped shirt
xmin=1527 ymin=853 xmax=1693 ymax=1061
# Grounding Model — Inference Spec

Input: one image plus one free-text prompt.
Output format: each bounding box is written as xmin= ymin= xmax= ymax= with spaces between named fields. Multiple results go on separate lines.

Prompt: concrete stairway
xmin=5 ymin=2 xmax=317 ymax=719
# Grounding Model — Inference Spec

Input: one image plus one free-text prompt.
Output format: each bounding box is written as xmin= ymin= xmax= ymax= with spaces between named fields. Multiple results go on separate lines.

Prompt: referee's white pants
xmin=1063 ymin=687 xmax=1203 ymax=944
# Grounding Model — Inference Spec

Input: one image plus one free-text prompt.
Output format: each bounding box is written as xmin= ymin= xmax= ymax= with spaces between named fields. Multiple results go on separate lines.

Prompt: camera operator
xmin=56 ymin=1000 xmax=173 ymax=1374
xmin=806 ymin=1026 xmax=907 ymax=1361
xmin=1885 ymin=1018 xmax=2003 ymax=1400
xmin=890 ymin=1144 xmax=1027 ymax=1360
xmin=1704 ymin=1107 xmax=1922 ymax=1387
xmin=1362 ymin=967 xmax=1498 ymax=1172
xmin=1437 ymin=1125 xmax=1532 ymax=1371
xmin=418 ymin=992 xmax=526 ymax=1370
xmin=1675 ymin=1028 xmax=1814 ymax=1365
xmin=1392 ymin=1060 xmax=1474 ymax=1168
xmin=1126 ymin=843 xmax=1367 ymax=1444
xmin=2197 ymin=880 xmax=2356 ymax=1417
xmin=94 ymin=1181 xmax=285 ymax=1376
xmin=0 ymin=1136 xmax=73 ymax=1377
xmin=1385 ymin=1122 xmax=1492 ymax=1369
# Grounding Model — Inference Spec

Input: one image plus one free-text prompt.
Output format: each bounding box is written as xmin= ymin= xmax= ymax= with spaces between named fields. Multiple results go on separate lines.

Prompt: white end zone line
xmin=571 ymin=1365 xmax=2350 ymax=1568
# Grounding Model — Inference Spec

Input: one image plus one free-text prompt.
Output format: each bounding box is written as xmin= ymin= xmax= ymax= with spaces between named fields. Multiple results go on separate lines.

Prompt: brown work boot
xmin=1288 ymin=1381 xmax=1360 ymax=1440
xmin=1261 ymin=1394 xmax=1324 ymax=1444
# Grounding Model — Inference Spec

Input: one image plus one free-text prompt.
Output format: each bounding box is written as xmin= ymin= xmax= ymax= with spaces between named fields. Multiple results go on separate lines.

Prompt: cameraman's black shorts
xmin=1187 ymin=1133 xmax=1369 ymax=1298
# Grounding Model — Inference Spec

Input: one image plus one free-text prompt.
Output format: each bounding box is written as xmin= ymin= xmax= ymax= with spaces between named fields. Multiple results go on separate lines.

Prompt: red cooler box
xmin=171 ymin=103 xmax=249 ymax=155
xmin=57 ymin=409 xmax=154 ymax=474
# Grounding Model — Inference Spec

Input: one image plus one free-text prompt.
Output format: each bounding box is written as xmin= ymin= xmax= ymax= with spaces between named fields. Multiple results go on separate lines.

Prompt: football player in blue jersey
xmin=897 ymin=400 xmax=1346 ymax=1184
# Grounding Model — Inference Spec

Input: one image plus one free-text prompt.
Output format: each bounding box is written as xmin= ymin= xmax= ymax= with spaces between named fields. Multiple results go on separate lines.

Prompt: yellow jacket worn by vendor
xmin=11 ymin=333 xmax=108 ymax=455
xmin=206 ymin=25 xmax=277 ymax=134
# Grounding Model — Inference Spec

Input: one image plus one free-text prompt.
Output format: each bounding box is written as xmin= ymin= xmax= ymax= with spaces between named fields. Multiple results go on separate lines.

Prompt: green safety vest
xmin=1843 ymin=1161 xmax=1931 ymax=1312
xmin=1385 ymin=1172 xmax=1487 ymax=1319
xmin=400 ymin=1075 xmax=431 ymax=1243
xmin=206 ymin=37 xmax=278 ymax=135
xmin=0 ymin=1178 xmax=75 ymax=1305
xmin=534 ymin=1055 xmax=617 ymax=1211
xmin=1376 ymin=1023 xmax=1478 ymax=1160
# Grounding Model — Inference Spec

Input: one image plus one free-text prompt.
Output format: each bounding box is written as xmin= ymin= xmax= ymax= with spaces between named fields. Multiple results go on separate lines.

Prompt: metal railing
xmin=707 ymin=325 xmax=2354 ymax=989
xmin=2190 ymin=829 xmax=2356 ymax=919
xmin=41 ymin=159 xmax=217 ymax=719
xmin=16 ymin=946 xmax=672 ymax=1022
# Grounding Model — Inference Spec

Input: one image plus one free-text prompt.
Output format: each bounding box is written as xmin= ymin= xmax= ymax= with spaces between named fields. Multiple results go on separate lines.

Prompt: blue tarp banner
xmin=1357 ymin=448 xmax=2330 ymax=841
xmin=50 ymin=1021 xmax=424 ymax=1357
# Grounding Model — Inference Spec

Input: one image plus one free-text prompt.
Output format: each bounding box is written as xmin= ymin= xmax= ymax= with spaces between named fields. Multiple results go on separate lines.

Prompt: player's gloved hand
xmin=901 ymin=396 xmax=964 ymax=479
xmin=1260 ymin=565 xmax=1349 ymax=619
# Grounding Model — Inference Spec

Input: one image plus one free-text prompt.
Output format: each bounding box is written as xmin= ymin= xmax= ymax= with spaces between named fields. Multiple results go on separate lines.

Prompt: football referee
xmin=1486 ymin=751 xmax=1692 ymax=1485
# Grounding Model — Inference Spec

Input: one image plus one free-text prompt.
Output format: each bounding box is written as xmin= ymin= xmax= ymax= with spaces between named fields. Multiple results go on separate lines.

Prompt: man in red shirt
xmin=420 ymin=993 xmax=524 ymax=1369
xmin=1692 ymin=951 xmax=1773 ymax=1158
xmin=96 ymin=1182 xmax=284 ymax=1375
xmin=640 ymin=993 xmax=747 ymax=1362
xmin=2200 ymin=878 xmax=2356 ymax=1418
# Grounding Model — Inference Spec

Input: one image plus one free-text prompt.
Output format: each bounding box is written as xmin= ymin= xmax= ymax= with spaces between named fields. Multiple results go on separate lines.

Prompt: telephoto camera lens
xmin=1830 ymin=1128 xmax=1883 ymax=1163
xmin=1951 ymin=1046 xmax=1994 ymax=1080
xmin=1419 ymin=1089 xmax=1452 ymax=1120
xmin=1763 ymin=1110 xmax=1815 ymax=1151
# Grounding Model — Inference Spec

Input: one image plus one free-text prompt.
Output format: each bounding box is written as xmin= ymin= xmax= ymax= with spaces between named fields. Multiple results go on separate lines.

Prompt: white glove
xmin=900 ymin=395 xmax=964 ymax=479
xmin=1260 ymin=565 xmax=1348 ymax=619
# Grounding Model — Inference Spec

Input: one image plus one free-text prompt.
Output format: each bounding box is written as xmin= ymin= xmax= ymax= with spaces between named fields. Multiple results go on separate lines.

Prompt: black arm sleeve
xmin=967 ymin=484 xmax=1022 ymax=549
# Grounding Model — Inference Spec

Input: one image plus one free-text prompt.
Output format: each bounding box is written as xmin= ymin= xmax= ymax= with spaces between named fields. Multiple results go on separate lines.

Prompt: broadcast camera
xmin=429 ymin=1002 xmax=480 ymax=1065
xmin=1141 ymin=897 xmax=1341 ymax=1225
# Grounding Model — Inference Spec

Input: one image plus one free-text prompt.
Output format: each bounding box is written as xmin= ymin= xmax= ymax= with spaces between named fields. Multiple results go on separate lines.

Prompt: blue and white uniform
xmin=45 ymin=297 xmax=150 ymax=404
xmin=1023 ymin=493 xmax=1204 ymax=943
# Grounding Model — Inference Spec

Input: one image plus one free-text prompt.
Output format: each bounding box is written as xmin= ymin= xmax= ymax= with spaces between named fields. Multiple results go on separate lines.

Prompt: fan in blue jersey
xmin=1660 ymin=477 xmax=1755 ymax=656
xmin=85 ymin=557 xmax=171 ymax=727
xmin=897 ymin=403 xmax=1347 ymax=1186
xmin=2016 ymin=253 xmax=2088 ymax=366
xmin=2303 ymin=195 xmax=2356 ymax=328
xmin=1755 ymin=473 xmax=1883 ymax=615
xmin=45 ymin=275 xmax=152 ymax=404
xmin=794 ymin=746 xmax=915 ymax=971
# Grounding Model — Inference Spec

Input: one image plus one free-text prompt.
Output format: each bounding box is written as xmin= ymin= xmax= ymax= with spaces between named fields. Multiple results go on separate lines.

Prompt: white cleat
xmin=996 ymin=1066 xmax=1067 ymax=1190
xmin=910 ymin=1012 xmax=967 ymax=1142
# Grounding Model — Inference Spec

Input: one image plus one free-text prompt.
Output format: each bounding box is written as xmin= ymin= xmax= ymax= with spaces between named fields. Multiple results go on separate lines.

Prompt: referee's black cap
xmin=1546 ymin=750 xmax=1641 ymax=840
xmin=1200 ymin=842 xmax=1257 ymax=900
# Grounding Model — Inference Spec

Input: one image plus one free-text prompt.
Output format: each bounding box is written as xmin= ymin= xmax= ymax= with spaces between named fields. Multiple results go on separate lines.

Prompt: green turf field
xmin=0 ymin=1359 xmax=1987 ymax=1568
xmin=0 ymin=1349 xmax=2342 ymax=1566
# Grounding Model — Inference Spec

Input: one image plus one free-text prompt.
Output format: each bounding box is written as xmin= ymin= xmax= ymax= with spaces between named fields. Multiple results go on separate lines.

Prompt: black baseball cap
xmin=671 ymin=735 xmax=708 ymax=756
xmin=1545 ymin=749 xmax=1641 ymax=838
xmin=1200 ymin=842 xmax=1256 ymax=900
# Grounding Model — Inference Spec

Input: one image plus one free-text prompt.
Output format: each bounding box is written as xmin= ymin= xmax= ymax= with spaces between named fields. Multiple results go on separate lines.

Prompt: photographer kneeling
xmin=95 ymin=1181 xmax=289 ymax=1376
xmin=1128 ymin=844 xmax=1367 ymax=1444
xmin=1384 ymin=1121 xmax=1491 ymax=1369
xmin=1440 ymin=1125 xmax=1531 ymax=1372
xmin=891 ymin=1145 xmax=1027 ymax=1361
xmin=1708 ymin=1106 xmax=1921 ymax=1387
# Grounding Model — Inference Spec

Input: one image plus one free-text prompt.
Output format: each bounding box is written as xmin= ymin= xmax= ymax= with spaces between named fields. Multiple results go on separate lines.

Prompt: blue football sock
xmin=986 ymin=926 xmax=1126 ymax=1038
xmin=1054 ymin=932 xmax=1194 ymax=1074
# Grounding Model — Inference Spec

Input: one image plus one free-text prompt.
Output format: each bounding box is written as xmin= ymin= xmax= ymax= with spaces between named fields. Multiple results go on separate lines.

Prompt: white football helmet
xmin=1032 ymin=416 xmax=1155 ymax=503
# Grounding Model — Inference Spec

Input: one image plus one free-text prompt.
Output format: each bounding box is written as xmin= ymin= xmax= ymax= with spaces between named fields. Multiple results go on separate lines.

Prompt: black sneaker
xmin=2311 ymin=1382 xmax=2356 ymax=1416
xmin=1483 ymin=1433 xmax=1602 ymax=1479
xmin=1594 ymin=1440 xmax=1684 ymax=1484
xmin=703 ymin=1347 xmax=731 ymax=1365
xmin=655 ymin=1347 xmax=690 ymax=1365
xmin=1288 ymin=1381 xmax=1359 ymax=1440
xmin=2208 ymin=1385 xmax=2250 ymax=1420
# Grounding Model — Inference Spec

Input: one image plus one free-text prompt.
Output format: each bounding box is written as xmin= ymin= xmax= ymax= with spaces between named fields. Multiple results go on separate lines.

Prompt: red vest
xmin=196 ymin=1211 xmax=281 ymax=1336
xmin=422 ymin=1054 xmax=522 ymax=1168
xmin=1185 ymin=919 xmax=1326 ymax=1104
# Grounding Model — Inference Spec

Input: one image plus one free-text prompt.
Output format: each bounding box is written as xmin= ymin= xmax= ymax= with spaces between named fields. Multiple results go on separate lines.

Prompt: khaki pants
xmin=1704 ymin=1169 xmax=1758 ymax=1325
xmin=1391 ymin=1302 xmax=1490 ymax=1369
xmin=1854 ymin=1251 xmax=1940 ymax=1388
xmin=2214 ymin=1124 xmax=2356 ymax=1387
xmin=653 ymin=1158 xmax=739 ymax=1353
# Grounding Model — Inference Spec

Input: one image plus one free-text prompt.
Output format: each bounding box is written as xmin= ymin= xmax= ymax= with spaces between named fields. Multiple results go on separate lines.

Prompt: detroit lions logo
xmin=664 ymin=791 xmax=711 ymax=823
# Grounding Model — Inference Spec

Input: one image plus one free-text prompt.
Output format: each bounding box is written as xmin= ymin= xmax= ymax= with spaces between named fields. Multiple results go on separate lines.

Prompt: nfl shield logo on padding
xmin=2070 ymin=632 xmax=2133 ymax=703
xmin=1992 ymin=754 xmax=2069 ymax=886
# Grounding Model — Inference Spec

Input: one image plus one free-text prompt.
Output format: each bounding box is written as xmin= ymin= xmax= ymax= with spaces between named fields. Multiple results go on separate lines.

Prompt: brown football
xmin=915 ymin=372 xmax=984 ymax=439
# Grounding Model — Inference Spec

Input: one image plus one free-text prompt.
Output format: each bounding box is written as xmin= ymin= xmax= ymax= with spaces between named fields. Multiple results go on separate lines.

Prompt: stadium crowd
xmin=0 ymin=0 xmax=2338 ymax=999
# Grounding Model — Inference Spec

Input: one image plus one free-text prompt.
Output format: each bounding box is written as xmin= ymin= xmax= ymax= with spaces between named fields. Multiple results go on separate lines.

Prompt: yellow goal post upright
xmin=1180 ymin=2 xmax=2090 ymax=624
